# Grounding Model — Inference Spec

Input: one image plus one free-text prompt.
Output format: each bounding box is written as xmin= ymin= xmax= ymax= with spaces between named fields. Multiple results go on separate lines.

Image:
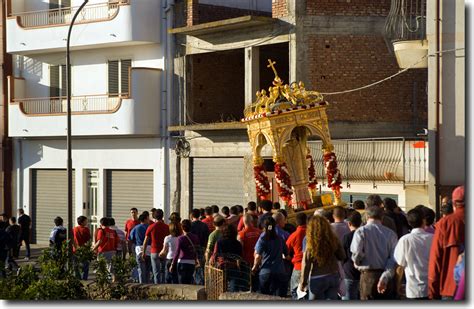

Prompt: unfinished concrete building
xmin=168 ymin=0 xmax=429 ymax=215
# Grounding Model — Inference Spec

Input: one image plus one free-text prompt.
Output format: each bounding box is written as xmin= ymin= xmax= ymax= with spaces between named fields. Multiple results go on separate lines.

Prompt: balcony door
xmin=50 ymin=64 xmax=67 ymax=113
xmin=85 ymin=170 xmax=99 ymax=237
xmin=108 ymin=59 xmax=131 ymax=97
xmin=49 ymin=0 xmax=71 ymax=24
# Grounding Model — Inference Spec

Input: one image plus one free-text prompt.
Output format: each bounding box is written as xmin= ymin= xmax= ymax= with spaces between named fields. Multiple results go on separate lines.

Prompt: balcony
xmin=8 ymin=68 xmax=162 ymax=137
xmin=308 ymin=138 xmax=428 ymax=186
xmin=384 ymin=0 xmax=428 ymax=68
xmin=6 ymin=0 xmax=160 ymax=55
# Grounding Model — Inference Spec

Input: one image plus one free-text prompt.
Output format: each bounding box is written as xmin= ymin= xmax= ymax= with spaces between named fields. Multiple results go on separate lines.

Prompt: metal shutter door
xmin=106 ymin=170 xmax=153 ymax=231
xmin=192 ymin=158 xmax=244 ymax=210
xmin=32 ymin=170 xmax=75 ymax=244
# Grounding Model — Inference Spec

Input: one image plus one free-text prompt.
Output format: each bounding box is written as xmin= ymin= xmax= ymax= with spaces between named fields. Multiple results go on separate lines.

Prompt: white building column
xmin=244 ymin=46 xmax=260 ymax=106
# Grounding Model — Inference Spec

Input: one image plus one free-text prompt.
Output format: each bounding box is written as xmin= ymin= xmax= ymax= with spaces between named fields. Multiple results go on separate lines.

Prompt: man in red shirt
xmin=142 ymin=209 xmax=169 ymax=284
xmin=73 ymin=215 xmax=92 ymax=280
xmin=237 ymin=213 xmax=262 ymax=292
xmin=429 ymin=186 xmax=465 ymax=300
xmin=93 ymin=217 xmax=118 ymax=281
xmin=237 ymin=202 xmax=259 ymax=232
xmin=124 ymin=208 xmax=139 ymax=258
xmin=286 ymin=212 xmax=307 ymax=299
xmin=201 ymin=206 xmax=215 ymax=232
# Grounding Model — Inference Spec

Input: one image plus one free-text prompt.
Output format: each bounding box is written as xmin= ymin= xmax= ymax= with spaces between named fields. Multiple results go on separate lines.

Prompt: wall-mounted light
xmin=112 ymin=126 xmax=119 ymax=130
xmin=20 ymin=43 xmax=26 ymax=46
xmin=22 ymin=129 xmax=28 ymax=132
xmin=110 ymin=33 xmax=117 ymax=37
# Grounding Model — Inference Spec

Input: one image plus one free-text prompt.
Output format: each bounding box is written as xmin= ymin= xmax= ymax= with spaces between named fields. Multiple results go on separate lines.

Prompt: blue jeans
xmin=160 ymin=257 xmax=166 ymax=283
xmin=342 ymin=279 xmax=359 ymax=300
xmin=290 ymin=269 xmax=303 ymax=299
xmin=308 ymin=273 xmax=340 ymax=300
xmin=194 ymin=265 xmax=204 ymax=285
xmin=259 ymin=271 xmax=289 ymax=298
xmin=150 ymin=253 xmax=161 ymax=284
xmin=178 ymin=263 xmax=195 ymax=284
xmin=137 ymin=253 xmax=151 ymax=284
xmin=166 ymin=259 xmax=179 ymax=283
xmin=226 ymin=268 xmax=242 ymax=292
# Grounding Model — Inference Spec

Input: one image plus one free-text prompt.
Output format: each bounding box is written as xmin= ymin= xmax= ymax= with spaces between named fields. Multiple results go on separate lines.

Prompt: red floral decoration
xmin=254 ymin=164 xmax=271 ymax=200
xmin=323 ymin=152 xmax=342 ymax=197
xmin=274 ymin=162 xmax=293 ymax=203
xmin=306 ymin=154 xmax=318 ymax=190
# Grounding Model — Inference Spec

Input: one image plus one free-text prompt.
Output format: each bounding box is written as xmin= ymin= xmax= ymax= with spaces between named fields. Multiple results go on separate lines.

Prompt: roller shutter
xmin=106 ymin=170 xmax=153 ymax=231
xmin=32 ymin=169 xmax=75 ymax=244
xmin=191 ymin=158 xmax=244 ymax=210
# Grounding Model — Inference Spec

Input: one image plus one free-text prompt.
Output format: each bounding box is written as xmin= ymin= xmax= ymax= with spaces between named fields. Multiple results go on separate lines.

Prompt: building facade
xmin=6 ymin=0 xmax=175 ymax=243
xmin=169 ymin=0 xmax=430 ymax=216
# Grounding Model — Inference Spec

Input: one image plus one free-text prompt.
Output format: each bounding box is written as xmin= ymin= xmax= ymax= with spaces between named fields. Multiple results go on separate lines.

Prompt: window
xmin=49 ymin=0 xmax=71 ymax=10
xmin=50 ymin=64 xmax=67 ymax=97
xmin=108 ymin=59 xmax=131 ymax=97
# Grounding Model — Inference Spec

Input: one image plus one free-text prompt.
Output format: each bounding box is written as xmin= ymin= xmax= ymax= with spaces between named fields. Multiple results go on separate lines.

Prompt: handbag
xmin=184 ymin=234 xmax=201 ymax=268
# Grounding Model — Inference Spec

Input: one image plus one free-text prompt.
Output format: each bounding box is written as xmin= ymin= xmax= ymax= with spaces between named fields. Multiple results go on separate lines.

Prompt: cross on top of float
xmin=242 ymin=59 xmax=327 ymax=122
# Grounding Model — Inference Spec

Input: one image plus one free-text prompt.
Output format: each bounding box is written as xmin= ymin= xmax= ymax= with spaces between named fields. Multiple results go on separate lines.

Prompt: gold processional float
xmin=242 ymin=59 xmax=346 ymax=211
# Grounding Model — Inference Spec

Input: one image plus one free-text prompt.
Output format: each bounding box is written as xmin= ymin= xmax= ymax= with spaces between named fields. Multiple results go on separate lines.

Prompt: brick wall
xmin=306 ymin=0 xmax=391 ymax=16
xmin=272 ymin=0 xmax=288 ymax=18
xmin=189 ymin=50 xmax=245 ymax=123
xmin=306 ymin=35 xmax=427 ymax=124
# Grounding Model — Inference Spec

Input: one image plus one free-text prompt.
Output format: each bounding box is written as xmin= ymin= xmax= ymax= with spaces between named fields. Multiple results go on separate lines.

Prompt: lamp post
xmin=66 ymin=0 xmax=89 ymax=266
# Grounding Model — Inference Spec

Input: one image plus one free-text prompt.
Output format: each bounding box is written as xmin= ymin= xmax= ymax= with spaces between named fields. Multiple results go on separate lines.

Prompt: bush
xmin=0 ymin=241 xmax=87 ymax=300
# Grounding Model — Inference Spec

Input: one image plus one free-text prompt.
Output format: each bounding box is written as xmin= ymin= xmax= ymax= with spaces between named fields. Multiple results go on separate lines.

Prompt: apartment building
xmin=6 ymin=0 xmax=174 ymax=243
xmin=168 ymin=0 xmax=430 ymax=215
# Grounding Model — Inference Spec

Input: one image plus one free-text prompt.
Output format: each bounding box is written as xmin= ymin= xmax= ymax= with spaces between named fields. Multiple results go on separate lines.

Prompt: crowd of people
xmin=0 ymin=185 xmax=465 ymax=301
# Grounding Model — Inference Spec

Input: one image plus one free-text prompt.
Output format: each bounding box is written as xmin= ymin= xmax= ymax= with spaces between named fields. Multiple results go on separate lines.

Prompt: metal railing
xmin=308 ymin=137 xmax=428 ymax=186
xmin=13 ymin=1 xmax=129 ymax=28
xmin=15 ymin=95 xmax=125 ymax=115
xmin=384 ymin=0 xmax=427 ymax=43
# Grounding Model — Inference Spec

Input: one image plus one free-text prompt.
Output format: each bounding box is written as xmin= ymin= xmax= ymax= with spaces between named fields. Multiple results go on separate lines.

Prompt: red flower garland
xmin=306 ymin=154 xmax=318 ymax=190
xmin=274 ymin=162 xmax=293 ymax=203
xmin=253 ymin=164 xmax=271 ymax=200
xmin=323 ymin=152 xmax=342 ymax=195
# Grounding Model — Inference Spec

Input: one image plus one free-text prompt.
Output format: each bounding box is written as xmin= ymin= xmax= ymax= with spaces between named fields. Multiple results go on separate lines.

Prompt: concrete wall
xmin=426 ymin=0 xmax=465 ymax=208
xmin=199 ymin=0 xmax=272 ymax=12
xmin=13 ymin=137 xmax=164 ymax=225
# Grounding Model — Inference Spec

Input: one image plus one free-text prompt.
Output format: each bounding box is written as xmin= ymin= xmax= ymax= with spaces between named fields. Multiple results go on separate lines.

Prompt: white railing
xmin=16 ymin=95 xmax=125 ymax=115
xmin=13 ymin=1 xmax=129 ymax=28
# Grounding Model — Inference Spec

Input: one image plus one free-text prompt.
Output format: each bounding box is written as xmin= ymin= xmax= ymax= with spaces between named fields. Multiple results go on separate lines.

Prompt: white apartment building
xmin=6 ymin=0 xmax=174 ymax=243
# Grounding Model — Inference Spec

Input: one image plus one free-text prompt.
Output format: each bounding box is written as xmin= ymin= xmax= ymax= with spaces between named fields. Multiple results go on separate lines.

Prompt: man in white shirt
xmin=394 ymin=208 xmax=433 ymax=299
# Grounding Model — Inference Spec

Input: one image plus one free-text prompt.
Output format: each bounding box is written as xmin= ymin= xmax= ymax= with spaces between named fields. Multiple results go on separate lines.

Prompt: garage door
xmin=32 ymin=169 xmax=75 ymax=244
xmin=192 ymin=158 xmax=244 ymax=210
xmin=106 ymin=170 xmax=154 ymax=231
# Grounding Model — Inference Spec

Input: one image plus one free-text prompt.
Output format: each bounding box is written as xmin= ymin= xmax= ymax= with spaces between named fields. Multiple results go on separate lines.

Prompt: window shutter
xmin=50 ymin=65 xmax=60 ymax=98
xmin=108 ymin=60 xmax=119 ymax=96
xmin=120 ymin=59 xmax=131 ymax=95
xmin=61 ymin=64 xmax=67 ymax=97
xmin=61 ymin=0 xmax=71 ymax=8
xmin=49 ymin=0 xmax=60 ymax=10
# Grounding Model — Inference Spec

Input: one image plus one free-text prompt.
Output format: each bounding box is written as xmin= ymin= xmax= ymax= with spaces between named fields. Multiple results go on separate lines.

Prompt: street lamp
xmin=66 ymin=0 xmax=89 ymax=266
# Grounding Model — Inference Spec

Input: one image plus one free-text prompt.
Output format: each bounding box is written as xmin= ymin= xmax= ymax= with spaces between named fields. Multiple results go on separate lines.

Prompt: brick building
xmin=168 ymin=0 xmax=429 ymax=215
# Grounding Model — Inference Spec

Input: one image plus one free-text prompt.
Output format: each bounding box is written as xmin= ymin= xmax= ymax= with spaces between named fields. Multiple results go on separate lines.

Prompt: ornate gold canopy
xmin=242 ymin=59 xmax=344 ymax=210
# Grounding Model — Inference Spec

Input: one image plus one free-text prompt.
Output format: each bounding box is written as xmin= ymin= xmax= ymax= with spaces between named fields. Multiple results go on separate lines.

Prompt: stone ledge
xmin=219 ymin=292 xmax=286 ymax=301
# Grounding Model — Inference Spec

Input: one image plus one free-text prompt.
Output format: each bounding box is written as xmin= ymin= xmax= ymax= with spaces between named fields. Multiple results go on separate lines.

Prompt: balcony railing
xmin=13 ymin=94 xmax=126 ymax=116
xmin=308 ymin=137 xmax=428 ymax=186
xmin=11 ymin=1 xmax=129 ymax=29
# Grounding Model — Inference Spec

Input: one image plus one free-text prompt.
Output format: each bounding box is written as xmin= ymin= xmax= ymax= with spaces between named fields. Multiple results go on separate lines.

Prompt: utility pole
xmin=66 ymin=0 xmax=89 ymax=267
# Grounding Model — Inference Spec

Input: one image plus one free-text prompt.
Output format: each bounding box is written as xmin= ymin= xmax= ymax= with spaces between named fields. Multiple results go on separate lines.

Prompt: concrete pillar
xmin=244 ymin=46 xmax=260 ymax=106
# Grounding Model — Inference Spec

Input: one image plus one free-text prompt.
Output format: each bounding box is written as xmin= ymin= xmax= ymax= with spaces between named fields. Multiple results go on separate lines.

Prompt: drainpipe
xmin=161 ymin=0 xmax=175 ymax=219
xmin=434 ymin=0 xmax=441 ymax=218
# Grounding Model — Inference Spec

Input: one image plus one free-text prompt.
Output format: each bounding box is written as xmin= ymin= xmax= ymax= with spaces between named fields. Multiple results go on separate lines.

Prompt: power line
xmin=320 ymin=47 xmax=465 ymax=96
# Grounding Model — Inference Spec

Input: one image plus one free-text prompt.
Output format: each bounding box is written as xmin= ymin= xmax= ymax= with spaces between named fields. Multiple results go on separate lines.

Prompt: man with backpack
xmin=49 ymin=216 xmax=67 ymax=259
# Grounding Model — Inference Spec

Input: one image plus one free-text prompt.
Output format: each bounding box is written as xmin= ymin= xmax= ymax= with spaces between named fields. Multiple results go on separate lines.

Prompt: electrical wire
xmin=320 ymin=47 xmax=465 ymax=96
